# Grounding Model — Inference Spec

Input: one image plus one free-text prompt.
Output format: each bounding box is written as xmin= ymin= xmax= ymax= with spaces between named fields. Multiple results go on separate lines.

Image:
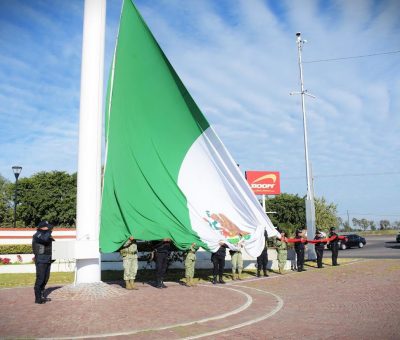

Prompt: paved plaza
xmin=0 ymin=259 xmax=399 ymax=339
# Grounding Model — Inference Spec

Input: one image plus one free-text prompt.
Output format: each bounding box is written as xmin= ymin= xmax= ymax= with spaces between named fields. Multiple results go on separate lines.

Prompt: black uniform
xmin=314 ymin=234 xmax=325 ymax=268
xmin=154 ymin=240 xmax=171 ymax=288
xmin=294 ymin=236 xmax=307 ymax=272
xmin=211 ymin=245 xmax=227 ymax=284
xmin=32 ymin=227 xmax=54 ymax=303
xmin=256 ymin=231 xmax=269 ymax=277
xmin=329 ymin=231 xmax=340 ymax=266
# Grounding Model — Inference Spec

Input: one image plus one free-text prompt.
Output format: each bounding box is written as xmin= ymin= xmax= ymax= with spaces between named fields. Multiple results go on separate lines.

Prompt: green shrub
xmin=0 ymin=244 xmax=32 ymax=254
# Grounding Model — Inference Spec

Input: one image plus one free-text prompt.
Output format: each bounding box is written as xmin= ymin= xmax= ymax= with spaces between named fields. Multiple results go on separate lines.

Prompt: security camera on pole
xmin=290 ymin=32 xmax=317 ymax=260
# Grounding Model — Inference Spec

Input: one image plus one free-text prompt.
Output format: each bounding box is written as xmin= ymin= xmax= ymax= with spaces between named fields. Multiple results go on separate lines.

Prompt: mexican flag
xmin=99 ymin=0 xmax=278 ymax=256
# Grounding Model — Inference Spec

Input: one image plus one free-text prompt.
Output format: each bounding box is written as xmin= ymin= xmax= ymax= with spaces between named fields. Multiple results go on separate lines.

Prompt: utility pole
xmin=290 ymin=32 xmax=316 ymax=260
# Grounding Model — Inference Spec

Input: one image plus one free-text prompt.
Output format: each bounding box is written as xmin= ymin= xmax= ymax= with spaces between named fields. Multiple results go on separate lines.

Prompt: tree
xmin=342 ymin=221 xmax=352 ymax=232
xmin=359 ymin=218 xmax=369 ymax=231
xmin=369 ymin=220 xmax=376 ymax=231
xmin=379 ymin=220 xmax=391 ymax=230
xmin=13 ymin=171 xmax=77 ymax=227
xmin=0 ymin=174 xmax=12 ymax=225
xmin=315 ymin=197 xmax=339 ymax=231
xmin=352 ymin=218 xmax=360 ymax=229
xmin=392 ymin=221 xmax=400 ymax=230
xmin=265 ymin=193 xmax=339 ymax=236
xmin=265 ymin=193 xmax=306 ymax=236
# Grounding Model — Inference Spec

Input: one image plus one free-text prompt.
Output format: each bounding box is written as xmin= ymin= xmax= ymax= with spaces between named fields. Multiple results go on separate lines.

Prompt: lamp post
xmin=12 ymin=166 xmax=22 ymax=228
xmin=290 ymin=32 xmax=317 ymax=260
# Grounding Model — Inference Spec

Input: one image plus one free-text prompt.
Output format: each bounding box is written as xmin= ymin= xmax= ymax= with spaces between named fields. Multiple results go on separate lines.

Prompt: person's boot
xmin=257 ymin=270 xmax=261 ymax=277
xmin=191 ymin=278 xmax=196 ymax=286
xmin=238 ymin=271 xmax=243 ymax=280
xmin=186 ymin=277 xmax=192 ymax=287
xmin=263 ymin=270 xmax=269 ymax=277
xmin=232 ymin=272 xmax=236 ymax=280
xmin=155 ymin=279 xmax=163 ymax=289
xmin=161 ymin=280 xmax=167 ymax=288
xmin=130 ymin=280 xmax=139 ymax=290
xmin=125 ymin=280 xmax=132 ymax=290
xmin=212 ymin=276 xmax=217 ymax=284
xmin=35 ymin=289 xmax=45 ymax=304
xmin=219 ymin=276 xmax=226 ymax=284
xmin=41 ymin=290 xmax=51 ymax=302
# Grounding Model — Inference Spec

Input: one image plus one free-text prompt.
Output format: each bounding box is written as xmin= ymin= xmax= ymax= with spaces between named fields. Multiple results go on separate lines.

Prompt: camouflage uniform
xmin=230 ymin=248 xmax=243 ymax=280
xmin=275 ymin=238 xmax=287 ymax=274
xmin=184 ymin=244 xmax=197 ymax=286
xmin=120 ymin=239 xmax=138 ymax=289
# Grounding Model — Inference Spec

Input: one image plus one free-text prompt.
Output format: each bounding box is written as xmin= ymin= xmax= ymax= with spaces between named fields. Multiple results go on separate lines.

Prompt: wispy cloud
xmin=0 ymin=0 xmax=399 ymax=222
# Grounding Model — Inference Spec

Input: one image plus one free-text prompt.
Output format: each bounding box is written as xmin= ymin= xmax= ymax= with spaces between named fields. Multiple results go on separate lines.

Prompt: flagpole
xmin=75 ymin=0 xmax=106 ymax=284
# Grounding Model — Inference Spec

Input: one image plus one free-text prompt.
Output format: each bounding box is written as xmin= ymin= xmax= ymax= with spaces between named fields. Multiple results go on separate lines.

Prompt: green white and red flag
xmin=100 ymin=0 xmax=278 ymax=256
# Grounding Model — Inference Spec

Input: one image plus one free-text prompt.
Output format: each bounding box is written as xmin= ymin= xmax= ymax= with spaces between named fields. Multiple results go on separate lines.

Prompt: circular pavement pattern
xmin=0 ymin=281 xmax=283 ymax=339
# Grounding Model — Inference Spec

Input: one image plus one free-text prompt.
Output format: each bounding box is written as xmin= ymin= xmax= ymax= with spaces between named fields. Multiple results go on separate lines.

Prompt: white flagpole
xmin=75 ymin=0 xmax=106 ymax=284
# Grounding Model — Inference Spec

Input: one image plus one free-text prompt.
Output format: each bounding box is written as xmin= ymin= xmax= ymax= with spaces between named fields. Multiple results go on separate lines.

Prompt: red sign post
xmin=245 ymin=171 xmax=281 ymax=195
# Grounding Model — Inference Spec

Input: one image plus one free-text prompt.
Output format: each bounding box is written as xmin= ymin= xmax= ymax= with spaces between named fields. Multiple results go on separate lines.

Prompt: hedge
xmin=0 ymin=244 xmax=32 ymax=254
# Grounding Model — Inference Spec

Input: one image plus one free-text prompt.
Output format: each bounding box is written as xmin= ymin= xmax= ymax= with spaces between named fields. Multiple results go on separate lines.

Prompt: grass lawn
xmin=0 ymin=257 xmax=354 ymax=288
xmin=0 ymin=272 xmax=74 ymax=288
xmin=356 ymin=230 xmax=398 ymax=236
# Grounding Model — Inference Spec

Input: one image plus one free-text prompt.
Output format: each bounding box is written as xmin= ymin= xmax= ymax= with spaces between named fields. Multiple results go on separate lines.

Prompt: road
xmin=327 ymin=235 xmax=400 ymax=259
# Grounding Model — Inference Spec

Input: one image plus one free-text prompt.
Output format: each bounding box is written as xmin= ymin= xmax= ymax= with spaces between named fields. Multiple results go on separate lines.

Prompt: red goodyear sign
xmin=245 ymin=171 xmax=281 ymax=195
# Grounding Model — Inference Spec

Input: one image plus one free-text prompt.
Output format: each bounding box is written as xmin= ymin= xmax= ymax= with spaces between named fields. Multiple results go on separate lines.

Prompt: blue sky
xmin=0 ymin=0 xmax=399 ymax=225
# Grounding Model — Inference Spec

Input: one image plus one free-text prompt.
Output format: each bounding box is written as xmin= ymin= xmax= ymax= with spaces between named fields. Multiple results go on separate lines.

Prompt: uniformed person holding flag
xmin=120 ymin=236 xmax=139 ymax=290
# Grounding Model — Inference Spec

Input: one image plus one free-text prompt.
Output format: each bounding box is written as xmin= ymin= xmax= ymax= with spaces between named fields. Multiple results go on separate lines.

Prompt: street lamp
xmin=12 ymin=166 xmax=22 ymax=228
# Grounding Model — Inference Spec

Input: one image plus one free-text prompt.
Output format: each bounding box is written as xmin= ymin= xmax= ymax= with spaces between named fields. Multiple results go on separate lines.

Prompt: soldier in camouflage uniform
xmin=274 ymin=230 xmax=288 ymax=274
xmin=184 ymin=243 xmax=197 ymax=287
xmin=230 ymin=242 xmax=244 ymax=280
xmin=120 ymin=236 xmax=139 ymax=290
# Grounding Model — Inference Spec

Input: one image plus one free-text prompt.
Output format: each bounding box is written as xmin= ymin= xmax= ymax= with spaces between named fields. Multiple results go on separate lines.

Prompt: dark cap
xmin=329 ymin=227 xmax=336 ymax=231
xmin=37 ymin=221 xmax=53 ymax=229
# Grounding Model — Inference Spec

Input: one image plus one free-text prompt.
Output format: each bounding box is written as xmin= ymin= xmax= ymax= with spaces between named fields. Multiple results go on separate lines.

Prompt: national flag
xmin=99 ymin=0 xmax=278 ymax=256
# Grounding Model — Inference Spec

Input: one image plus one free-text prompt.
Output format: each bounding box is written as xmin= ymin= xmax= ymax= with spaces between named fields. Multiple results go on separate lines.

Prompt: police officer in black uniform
xmin=294 ymin=229 xmax=307 ymax=272
xmin=32 ymin=221 xmax=55 ymax=304
xmin=256 ymin=230 xmax=269 ymax=277
xmin=328 ymin=227 xmax=340 ymax=266
xmin=211 ymin=243 xmax=227 ymax=284
xmin=314 ymin=230 xmax=325 ymax=268
xmin=154 ymin=238 xmax=171 ymax=288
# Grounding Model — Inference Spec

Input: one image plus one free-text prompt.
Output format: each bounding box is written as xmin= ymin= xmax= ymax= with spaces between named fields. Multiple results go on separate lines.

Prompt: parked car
xmin=327 ymin=234 xmax=366 ymax=250
xmin=396 ymin=233 xmax=400 ymax=243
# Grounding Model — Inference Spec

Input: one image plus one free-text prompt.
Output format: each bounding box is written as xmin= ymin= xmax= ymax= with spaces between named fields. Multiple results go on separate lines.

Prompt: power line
xmin=339 ymin=213 xmax=400 ymax=217
xmin=283 ymin=171 xmax=400 ymax=180
xmin=303 ymin=49 xmax=400 ymax=64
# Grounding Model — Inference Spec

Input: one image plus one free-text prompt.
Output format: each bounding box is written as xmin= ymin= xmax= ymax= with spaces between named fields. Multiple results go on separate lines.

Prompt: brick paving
xmin=0 ymin=259 xmax=399 ymax=339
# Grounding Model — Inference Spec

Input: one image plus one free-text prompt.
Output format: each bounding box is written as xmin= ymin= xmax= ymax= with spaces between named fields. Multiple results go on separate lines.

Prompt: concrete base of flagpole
xmin=51 ymin=281 xmax=128 ymax=301
xmin=75 ymin=258 xmax=101 ymax=284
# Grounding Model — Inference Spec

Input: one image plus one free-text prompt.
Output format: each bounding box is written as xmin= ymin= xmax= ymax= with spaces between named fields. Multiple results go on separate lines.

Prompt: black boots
xmin=263 ymin=270 xmax=269 ymax=277
xmin=34 ymin=289 xmax=45 ymax=304
xmin=41 ymin=290 xmax=51 ymax=302
xmin=212 ymin=276 xmax=225 ymax=284
xmin=257 ymin=270 xmax=261 ymax=277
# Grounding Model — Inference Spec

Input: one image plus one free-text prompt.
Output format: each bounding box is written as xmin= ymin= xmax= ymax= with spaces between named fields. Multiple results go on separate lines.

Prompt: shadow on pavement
xmin=385 ymin=242 xmax=400 ymax=249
